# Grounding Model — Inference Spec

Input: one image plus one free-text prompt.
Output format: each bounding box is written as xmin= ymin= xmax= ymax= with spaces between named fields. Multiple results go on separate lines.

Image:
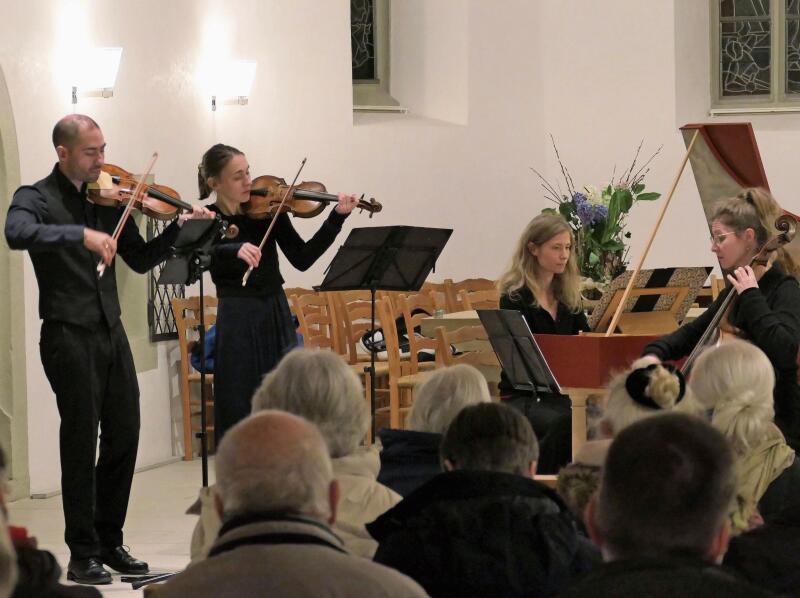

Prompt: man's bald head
xmin=52 ymin=114 xmax=99 ymax=149
xmin=214 ymin=411 xmax=335 ymax=520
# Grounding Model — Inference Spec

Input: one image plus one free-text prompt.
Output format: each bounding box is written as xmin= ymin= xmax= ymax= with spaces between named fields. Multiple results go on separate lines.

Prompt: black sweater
xmin=643 ymin=264 xmax=800 ymax=443
xmin=207 ymin=205 xmax=346 ymax=298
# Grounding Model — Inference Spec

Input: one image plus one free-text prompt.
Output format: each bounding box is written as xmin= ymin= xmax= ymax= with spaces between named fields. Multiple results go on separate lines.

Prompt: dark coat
xmin=723 ymin=504 xmax=800 ymax=596
xmin=377 ymin=429 xmax=442 ymax=497
xmin=367 ymin=470 xmax=598 ymax=598
xmin=560 ymin=555 xmax=777 ymax=598
xmin=12 ymin=545 xmax=101 ymax=597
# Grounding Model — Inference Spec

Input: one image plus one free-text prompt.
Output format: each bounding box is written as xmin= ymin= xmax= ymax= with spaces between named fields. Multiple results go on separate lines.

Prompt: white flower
xmin=583 ymin=184 xmax=603 ymax=205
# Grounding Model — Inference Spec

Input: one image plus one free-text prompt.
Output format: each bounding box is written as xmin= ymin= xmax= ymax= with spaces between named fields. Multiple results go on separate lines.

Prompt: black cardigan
xmin=643 ymin=264 xmax=800 ymax=445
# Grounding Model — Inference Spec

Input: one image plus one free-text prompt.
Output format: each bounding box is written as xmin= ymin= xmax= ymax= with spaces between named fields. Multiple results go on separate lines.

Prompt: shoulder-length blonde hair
xmin=711 ymin=187 xmax=800 ymax=278
xmin=497 ymin=213 xmax=582 ymax=312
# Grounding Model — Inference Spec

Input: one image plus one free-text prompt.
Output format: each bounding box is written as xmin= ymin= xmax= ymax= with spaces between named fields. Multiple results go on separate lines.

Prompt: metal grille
xmin=147 ymin=218 xmax=184 ymax=341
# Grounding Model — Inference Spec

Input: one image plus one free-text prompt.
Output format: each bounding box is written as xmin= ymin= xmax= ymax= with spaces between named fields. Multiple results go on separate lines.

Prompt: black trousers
xmin=503 ymin=393 xmax=572 ymax=475
xmin=39 ymin=319 xmax=140 ymax=558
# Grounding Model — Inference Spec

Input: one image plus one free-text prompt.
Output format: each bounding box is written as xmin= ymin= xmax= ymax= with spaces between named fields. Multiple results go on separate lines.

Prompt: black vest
xmin=28 ymin=172 xmax=127 ymax=327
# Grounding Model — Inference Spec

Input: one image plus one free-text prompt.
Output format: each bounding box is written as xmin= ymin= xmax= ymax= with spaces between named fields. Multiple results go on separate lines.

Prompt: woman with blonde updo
xmin=643 ymin=188 xmax=800 ymax=448
xmin=497 ymin=213 xmax=588 ymax=473
xmin=690 ymin=340 xmax=798 ymax=531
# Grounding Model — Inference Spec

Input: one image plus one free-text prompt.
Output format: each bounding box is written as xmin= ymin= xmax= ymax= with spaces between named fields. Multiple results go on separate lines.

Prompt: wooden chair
xmin=458 ymin=287 xmax=500 ymax=310
xmin=709 ymin=274 xmax=727 ymax=301
xmin=434 ymin=324 xmax=500 ymax=396
xmin=374 ymin=295 xmax=429 ymax=429
xmin=444 ymin=278 xmax=497 ymax=312
xmin=421 ymin=280 xmax=449 ymax=311
xmin=331 ymin=290 xmax=376 ymax=364
xmin=172 ymin=296 xmax=218 ymax=461
xmin=397 ymin=292 xmax=439 ymax=375
xmin=291 ymin=291 xmax=340 ymax=351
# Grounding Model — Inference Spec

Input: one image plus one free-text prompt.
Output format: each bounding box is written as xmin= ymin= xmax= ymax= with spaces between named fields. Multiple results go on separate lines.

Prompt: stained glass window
xmin=789 ymin=0 xmax=800 ymax=93
xmin=351 ymin=0 xmax=376 ymax=82
xmin=719 ymin=0 xmax=772 ymax=96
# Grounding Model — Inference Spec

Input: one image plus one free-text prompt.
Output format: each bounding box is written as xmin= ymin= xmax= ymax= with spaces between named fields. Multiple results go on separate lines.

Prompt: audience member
xmin=562 ymin=413 xmax=775 ymax=597
xmin=690 ymin=340 xmax=798 ymax=530
xmin=557 ymin=358 xmax=702 ymax=525
xmin=158 ymin=411 xmax=427 ymax=597
xmin=189 ymin=348 xmax=399 ymax=560
xmin=0 ymin=446 xmax=99 ymax=598
xmin=369 ymin=402 xmax=595 ymax=598
xmin=378 ymin=364 xmax=490 ymax=496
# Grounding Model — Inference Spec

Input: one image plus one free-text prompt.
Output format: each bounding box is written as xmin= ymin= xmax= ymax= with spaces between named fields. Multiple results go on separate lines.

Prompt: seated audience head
xmin=587 ymin=413 xmax=735 ymax=563
xmin=407 ymin=364 xmax=491 ymax=434
xmin=689 ymin=340 xmax=775 ymax=455
xmin=440 ymin=402 xmax=539 ymax=477
xmin=251 ymin=348 xmax=368 ymax=458
xmin=602 ymin=357 xmax=702 ymax=437
xmin=214 ymin=410 xmax=336 ymax=523
xmin=497 ymin=212 xmax=582 ymax=312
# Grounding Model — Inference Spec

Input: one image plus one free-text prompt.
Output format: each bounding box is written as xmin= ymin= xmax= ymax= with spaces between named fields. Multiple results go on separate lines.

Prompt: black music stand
xmin=317 ymin=226 xmax=452 ymax=437
xmin=158 ymin=218 xmax=222 ymax=487
xmin=478 ymin=309 xmax=564 ymax=398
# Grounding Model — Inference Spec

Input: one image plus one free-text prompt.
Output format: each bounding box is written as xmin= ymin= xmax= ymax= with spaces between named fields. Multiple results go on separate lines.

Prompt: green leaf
xmin=588 ymin=251 xmax=600 ymax=265
xmin=541 ymin=208 xmax=557 ymax=215
xmin=558 ymin=202 xmax=574 ymax=220
xmin=632 ymin=183 xmax=645 ymax=194
xmin=602 ymin=240 xmax=625 ymax=251
xmin=615 ymin=189 xmax=634 ymax=213
xmin=636 ymin=192 xmax=661 ymax=201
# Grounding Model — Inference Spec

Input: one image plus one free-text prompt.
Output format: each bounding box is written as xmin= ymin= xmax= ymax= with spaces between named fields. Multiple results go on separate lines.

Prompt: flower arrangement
xmin=533 ymin=138 xmax=662 ymax=285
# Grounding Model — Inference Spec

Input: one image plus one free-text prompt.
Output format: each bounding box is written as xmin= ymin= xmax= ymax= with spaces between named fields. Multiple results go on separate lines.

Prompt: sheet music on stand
xmin=478 ymin=309 xmax=564 ymax=398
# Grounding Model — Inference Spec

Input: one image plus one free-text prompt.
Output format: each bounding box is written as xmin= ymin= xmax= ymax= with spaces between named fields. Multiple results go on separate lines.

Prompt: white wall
xmin=4 ymin=0 xmax=800 ymax=494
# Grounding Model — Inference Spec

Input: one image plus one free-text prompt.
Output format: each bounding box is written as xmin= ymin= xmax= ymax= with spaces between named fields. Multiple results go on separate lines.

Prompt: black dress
xmin=208 ymin=205 xmax=347 ymax=442
xmin=499 ymin=287 xmax=590 ymax=473
xmin=643 ymin=264 xmax=800 ymax=448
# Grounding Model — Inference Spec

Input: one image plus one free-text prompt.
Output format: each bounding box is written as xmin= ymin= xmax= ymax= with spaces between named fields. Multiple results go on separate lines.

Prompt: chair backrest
xmin=172 ymin=296 xmax=218 ymax=375
xmin=435 ymin=324 xmax=499 ymax=368
xmin=445 ymin=278 xmax=497 ymax=312
xmin=332 ymin=290 xmax=375 ymax=363
xmin=421 ymin=280 xmax=449 ymax=311
xmin=291 ymin=292 xmax=339 ymax=351
xmin=458 ymin=288 xmax=501 ymax=310
xmin=375 ymin=294 xmax=405 ymax=379
xmin=397 ymin=292 xmax=438 ymax=373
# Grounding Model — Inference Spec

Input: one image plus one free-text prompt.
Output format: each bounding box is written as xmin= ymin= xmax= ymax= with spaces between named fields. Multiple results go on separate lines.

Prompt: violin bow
xmin=97 ymin=152 xmax=159 ymax=278
xmin=241 ymin=157 xmax=307 ymax=287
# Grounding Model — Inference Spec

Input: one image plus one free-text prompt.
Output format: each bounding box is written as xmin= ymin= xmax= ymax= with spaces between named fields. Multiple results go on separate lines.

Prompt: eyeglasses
xmin=710 ymin=231 xmax=736 ymax=246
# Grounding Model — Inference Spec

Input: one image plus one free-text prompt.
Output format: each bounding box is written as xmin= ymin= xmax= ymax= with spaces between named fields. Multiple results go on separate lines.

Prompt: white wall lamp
xmin=211 ymin=60 xmax=257 ymax=111
xmin=71 ymin=47 xmax=123 ymax=105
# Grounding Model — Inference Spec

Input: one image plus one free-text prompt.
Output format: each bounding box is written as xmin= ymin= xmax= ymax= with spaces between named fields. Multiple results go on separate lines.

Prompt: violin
xmin=681 ymin=213 xmax=797 ymax=374
xmin=88 ymin=163 xmax=194 ymax=221
xmin=242 ymin=174 xmax=382 ymax=219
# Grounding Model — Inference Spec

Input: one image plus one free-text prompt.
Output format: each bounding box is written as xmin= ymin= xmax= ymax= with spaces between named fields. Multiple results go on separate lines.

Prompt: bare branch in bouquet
xmin=550 ymin=134 xmax=576 ymax=197
xmin=529 ymin=167 xmax=563 ymax=204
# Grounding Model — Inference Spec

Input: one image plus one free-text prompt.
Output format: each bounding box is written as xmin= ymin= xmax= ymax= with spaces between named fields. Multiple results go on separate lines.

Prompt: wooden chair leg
xmin=181 ymin=379 xmax=194 ymax=461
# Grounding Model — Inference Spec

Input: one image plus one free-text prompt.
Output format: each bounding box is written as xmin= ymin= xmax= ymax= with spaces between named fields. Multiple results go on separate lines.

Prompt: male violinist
xmin=4 ymin=114 xmax=212 ymax=585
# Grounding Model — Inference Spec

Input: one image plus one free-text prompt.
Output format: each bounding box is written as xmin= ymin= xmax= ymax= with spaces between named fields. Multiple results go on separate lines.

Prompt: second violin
xmin=242 ymin=174 xmax=381 ymax=219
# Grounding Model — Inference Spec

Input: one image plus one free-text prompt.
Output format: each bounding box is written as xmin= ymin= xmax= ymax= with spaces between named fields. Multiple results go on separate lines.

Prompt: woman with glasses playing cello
xmin=641 ymin=188 xmax=800 ymax=449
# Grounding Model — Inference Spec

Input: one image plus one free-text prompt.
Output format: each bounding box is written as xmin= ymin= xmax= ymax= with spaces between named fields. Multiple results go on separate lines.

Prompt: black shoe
xmin=67 ymin=557 xmax=113 ymax=585
xmin=100 ymin=545 xmax=149 ymax=574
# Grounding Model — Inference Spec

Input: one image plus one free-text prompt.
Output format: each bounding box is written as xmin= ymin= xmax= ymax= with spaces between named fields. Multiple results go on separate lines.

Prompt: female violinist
xmin=642 ymin=188 xmax=800 ymax=448
xmin=496 ymin=212 xmax=589 ymax=472
xmin=199 ymin=143 xmax=358 ymax=442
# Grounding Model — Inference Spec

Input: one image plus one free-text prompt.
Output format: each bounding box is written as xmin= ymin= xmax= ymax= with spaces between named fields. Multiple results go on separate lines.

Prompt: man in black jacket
xmin=563 ymin=413 xmax=776 ymax=597
xmin=368 ymin=402 xmax=597 ymax=598
xmin=4 ymin=114 xmax=210 ymax=585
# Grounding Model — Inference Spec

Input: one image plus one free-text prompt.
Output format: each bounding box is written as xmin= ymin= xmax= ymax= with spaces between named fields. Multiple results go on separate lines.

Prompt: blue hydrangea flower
xmin=572 ymin=192 xmax=607 ymax=226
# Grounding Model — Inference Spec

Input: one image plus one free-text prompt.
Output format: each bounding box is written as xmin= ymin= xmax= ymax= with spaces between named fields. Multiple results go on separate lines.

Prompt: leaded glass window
xmin=351 ymin=0 xmax=376 ymax=82
xmin=712 ymin=0 xmax=800 ymax=109
xmin=789 ymin=0 xmax=800 ymax=93
xmin=720 ymin=0 xmax=771 ymax=96
xmin=147 ymin=218 xmax=183 ymax=341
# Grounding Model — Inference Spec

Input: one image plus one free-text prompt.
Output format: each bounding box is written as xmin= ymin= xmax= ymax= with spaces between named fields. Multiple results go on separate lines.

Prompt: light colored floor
xmin=8 ymin=459 xmax=214 ymax=597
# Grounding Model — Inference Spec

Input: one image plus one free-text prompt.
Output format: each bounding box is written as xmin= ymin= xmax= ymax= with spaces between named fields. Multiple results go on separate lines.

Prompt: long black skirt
xmin=214 ymin=293 xmax=297 ymax=443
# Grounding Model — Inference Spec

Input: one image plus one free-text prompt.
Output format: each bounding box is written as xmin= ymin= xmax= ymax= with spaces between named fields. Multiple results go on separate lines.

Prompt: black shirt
xmin=207 ymin=204 xmax=346 ymax=298
xmin=4 ymin=164 xmax=179 ymax=327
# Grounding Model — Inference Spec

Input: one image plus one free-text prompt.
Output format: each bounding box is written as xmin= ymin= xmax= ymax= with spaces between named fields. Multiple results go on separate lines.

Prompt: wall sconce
xmin=211 ymin=60 xmax=257 ymax=111
xmin=71 ymin=47 xmax=123 ymax=104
